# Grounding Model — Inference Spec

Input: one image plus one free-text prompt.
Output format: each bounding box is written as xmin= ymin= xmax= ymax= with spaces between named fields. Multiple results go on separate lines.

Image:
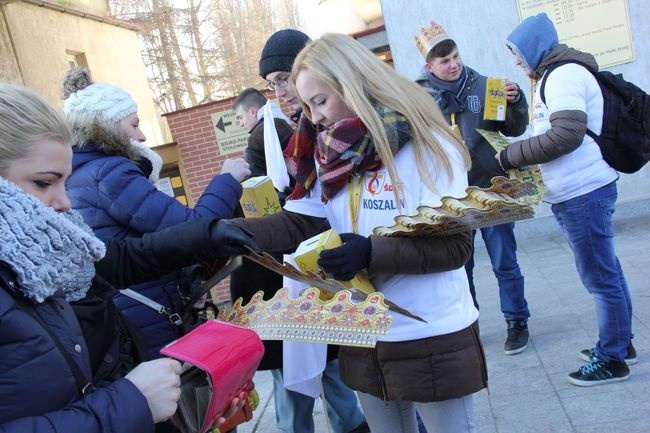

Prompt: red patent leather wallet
xmin=160 ymin=320 xmax=264 ymax=433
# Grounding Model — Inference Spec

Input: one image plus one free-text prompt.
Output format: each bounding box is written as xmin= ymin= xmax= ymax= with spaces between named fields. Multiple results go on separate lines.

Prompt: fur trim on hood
xmin=68 ymin=112 xmax=140 ymax=162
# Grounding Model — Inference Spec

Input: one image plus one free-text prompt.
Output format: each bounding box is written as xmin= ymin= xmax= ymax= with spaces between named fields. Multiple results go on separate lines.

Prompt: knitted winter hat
xmin=259 ymin=29 xmax=311 ymax=78
xmin=62 ymin=68 xmax=137 ymax=125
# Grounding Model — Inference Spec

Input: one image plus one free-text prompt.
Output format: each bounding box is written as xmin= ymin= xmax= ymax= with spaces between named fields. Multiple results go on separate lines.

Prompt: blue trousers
xmin=551 ymin=181 xmax=632 ymax=361
xmin=271 ymin=359 xmax=366 ymax=433
xmin=465 ymin=222 xmax=530 ymax=320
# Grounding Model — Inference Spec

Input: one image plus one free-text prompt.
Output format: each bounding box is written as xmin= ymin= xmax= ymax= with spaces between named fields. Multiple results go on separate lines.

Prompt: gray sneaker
xmin=504 ymin=320 xmax=529 ymax=355
xmin=579 ymin=343 xmax=637 ymax=365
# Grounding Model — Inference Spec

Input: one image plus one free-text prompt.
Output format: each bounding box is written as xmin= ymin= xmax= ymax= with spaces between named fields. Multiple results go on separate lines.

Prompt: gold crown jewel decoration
xmin=242 ymin=249 xmax=426 ymax=323
xmin=373 ymin=174 xmax=546 ymax=238
xmin=414 ymin=20 xmax=451 ymax=58
xmin=218 ymin=288 xmax=392 ymax=348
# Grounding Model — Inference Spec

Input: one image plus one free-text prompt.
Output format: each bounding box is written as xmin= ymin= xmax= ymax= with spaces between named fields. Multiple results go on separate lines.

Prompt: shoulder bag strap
xmin=121 ymin=257 xmax=242 ymax=326
xmin=14 ymin=296 xmax=95 ymax=396
xmin=119 ymin=288 xmax=184 ymax=326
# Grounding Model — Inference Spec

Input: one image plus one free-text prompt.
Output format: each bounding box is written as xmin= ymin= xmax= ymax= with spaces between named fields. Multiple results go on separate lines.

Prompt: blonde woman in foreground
xmin=0 ymin=82 xmax=255 ymax=432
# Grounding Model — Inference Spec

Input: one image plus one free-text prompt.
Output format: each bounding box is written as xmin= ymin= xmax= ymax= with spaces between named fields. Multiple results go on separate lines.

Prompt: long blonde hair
xmin=291 ymin=33 xmax=470 ymax=197
xmin=0 ymin=83 xmax=71 ymax=173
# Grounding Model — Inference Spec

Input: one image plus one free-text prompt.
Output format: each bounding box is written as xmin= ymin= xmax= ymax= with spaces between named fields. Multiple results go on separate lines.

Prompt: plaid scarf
xmin=284 ymin=105 xmax=411 ymax=202
xmin=284 ymin=112 xmax=318 ymax=201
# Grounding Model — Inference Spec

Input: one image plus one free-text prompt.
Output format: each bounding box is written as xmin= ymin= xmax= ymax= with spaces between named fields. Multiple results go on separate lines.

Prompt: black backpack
xmin=539 ymin=61 xmax=650 ymax=173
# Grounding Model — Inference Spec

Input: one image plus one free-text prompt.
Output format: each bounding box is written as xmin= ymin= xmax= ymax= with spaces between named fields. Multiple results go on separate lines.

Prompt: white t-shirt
xmin=287 ymin=135 xmax=478 ymax=342
xmin=533 ymin=63 xmax=618 ymax=203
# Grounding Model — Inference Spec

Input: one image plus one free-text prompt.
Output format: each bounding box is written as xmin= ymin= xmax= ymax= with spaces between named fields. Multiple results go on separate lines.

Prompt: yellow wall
xmin=1 ymin=1 xmax=168 ymax=146
xmin=60 ymin=0 xmax=108 ymax=16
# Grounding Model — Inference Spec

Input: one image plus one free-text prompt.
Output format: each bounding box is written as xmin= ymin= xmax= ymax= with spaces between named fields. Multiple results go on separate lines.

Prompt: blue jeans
xmin=357 ymin=392 xmax=475 ymax=433
xmin=551 ymin=181 xmax=632 ymax=361
xmin=465 ymin=222 xmax=530 ymax=320
xmin=271 ymin=359 xmax=366 ymax=433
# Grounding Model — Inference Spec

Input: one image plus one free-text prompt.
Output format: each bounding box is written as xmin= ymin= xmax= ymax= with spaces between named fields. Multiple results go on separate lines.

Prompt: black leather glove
xmin=317 ymin=233 xmax=371 ymax=281
xmin=210 ymin=220 xmax=260 ymax=256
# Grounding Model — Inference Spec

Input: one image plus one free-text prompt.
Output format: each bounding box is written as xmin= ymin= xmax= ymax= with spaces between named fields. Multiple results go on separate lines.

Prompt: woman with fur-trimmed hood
xmin=63 ymin=68 xmax=250 ymax=359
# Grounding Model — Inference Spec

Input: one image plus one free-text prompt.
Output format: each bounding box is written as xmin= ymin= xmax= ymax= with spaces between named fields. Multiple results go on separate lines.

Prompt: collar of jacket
xmin=416 ymin=65 xmax=478 ymax=96
xmin=534 ymin=44 xmax=599 ymax=80
xmin=249 ymin=117 xmax=264 ymax=133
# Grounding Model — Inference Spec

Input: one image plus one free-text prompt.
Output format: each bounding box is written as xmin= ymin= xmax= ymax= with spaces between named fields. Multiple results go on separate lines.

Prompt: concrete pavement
xmin=236 ymin=199 xmax=650 ymax=433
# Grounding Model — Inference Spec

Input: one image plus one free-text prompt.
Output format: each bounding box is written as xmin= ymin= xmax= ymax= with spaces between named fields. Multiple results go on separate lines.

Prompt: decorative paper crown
xmin=414 ymin=20 xmax=452 ymax=59
xmin=373 ymin=174 xmax=547 ymax=238
xmin=218 ymin=288 xmax=392 ymax=348
xmin=242 ymin=249 xmax=424 ymax=322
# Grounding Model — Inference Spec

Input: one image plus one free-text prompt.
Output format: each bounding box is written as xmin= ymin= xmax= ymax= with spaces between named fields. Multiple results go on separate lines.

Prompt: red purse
xmin=160 ymin=320 xmax=265 ymax=433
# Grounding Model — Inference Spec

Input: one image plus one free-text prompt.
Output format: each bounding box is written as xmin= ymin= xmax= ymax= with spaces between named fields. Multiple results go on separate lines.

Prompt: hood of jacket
xmin=506 ymin=13 xmax=559 ymax=73
xmin=507 ymin=13 xmax=598 ymax=80
xmin=69 ymin=113 xmax=143 ymax=171
xmin=534 ymin=44 xmax=599 ymax=78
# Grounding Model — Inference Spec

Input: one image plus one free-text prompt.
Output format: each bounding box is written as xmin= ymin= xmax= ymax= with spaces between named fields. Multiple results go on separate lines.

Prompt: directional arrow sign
xmin=211 ymin=109 xmax=249 ymax=156
xmin=215 ymin=116 xmax=233 ymax=133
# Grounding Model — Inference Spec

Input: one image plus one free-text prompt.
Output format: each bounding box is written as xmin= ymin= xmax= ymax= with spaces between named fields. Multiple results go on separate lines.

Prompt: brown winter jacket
xmin=233 ymin=211 xmax=486 ymax=401
xmin=339 ymin=321 xmax=487 ymax=402
xmin=233 ymin=211 xmax=473 ymax=276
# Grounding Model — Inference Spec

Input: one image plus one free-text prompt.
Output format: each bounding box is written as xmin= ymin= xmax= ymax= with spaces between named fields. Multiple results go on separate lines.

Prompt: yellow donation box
xmin=240 ymin=176 xmax=282 ymax=217
xmin=484 ymin=78 xmax=507 ymax=121
xmin=293 ymin=228 xmax=375 ymax=294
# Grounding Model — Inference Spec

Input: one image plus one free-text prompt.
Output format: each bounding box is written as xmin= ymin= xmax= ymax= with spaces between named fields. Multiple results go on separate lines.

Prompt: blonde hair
xmin=291 ymin=33 xmax=470 ymax=198
xmin=0 ymin=83 xmax=71 ymax=173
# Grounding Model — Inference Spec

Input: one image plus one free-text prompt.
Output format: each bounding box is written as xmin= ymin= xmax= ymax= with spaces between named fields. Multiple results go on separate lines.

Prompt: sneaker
xmin=579 ymin=343 xmax=637 ymax=365
xmin=567 ymin=359 xmax=630 ymax=386
xmin=347 ymin=421 xmax=370 ymax=433
xmin=504 ymin=320 xmax=529 ymax=355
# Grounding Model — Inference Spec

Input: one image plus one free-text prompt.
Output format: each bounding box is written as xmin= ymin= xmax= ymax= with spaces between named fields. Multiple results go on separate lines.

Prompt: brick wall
xmin=164 ymin=89 xmax=292 ymax=304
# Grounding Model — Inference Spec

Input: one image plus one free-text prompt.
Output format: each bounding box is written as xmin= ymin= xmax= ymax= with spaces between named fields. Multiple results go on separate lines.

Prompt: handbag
xmin=119 ymin=257 xmax=242 ymax=332
xmin=160 ymin=319 xmax=265 ymax=433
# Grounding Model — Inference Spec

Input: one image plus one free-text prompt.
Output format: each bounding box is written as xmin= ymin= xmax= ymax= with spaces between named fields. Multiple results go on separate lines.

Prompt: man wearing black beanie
xmin=259 ymin=29 xmax=311 ymax=119
xmin=259 ymin=29 xmax=311 ymax=80
xmin=255 ymin=29 xmax=370 ymax=433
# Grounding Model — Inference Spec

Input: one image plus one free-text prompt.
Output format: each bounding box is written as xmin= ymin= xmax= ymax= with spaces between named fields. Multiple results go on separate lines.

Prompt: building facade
xmin=0 ymin=0 xmax=167 ymax=146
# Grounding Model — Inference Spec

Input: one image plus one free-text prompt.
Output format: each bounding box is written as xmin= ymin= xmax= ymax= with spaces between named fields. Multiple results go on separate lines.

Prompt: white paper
xmin=263 ymin=100 xmax=291 ymax=191
xmin=281 ymin=255 xmax=326 ymax=398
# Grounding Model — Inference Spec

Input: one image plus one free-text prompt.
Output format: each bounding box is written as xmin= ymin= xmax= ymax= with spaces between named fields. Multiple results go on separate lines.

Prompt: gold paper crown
xmin=243 ymin=250 xmax=425 ymax=322
xmin=414 ymin=20 xmax=452 ymax=59
xmin=218 ymin=288 xmax=392 ymax=348
xmin=373 ymin=175 xmax=547 ymax=238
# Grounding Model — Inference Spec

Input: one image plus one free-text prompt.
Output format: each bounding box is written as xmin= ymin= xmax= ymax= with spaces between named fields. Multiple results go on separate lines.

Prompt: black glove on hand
xmin=317 ymin=233 xmax=371 ymax=281
xmin=210 ymin=220 xmax=261 ymax=256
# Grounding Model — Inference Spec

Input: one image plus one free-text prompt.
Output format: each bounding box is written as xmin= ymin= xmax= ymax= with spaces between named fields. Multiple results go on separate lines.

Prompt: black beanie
xmin=259 ymin=29 xmax=311 ymax=78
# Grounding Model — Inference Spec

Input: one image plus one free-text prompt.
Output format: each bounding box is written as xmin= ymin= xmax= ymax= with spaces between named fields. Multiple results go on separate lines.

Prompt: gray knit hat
xmin=258 ymin=29 xmax=311 ymax=78
xmin=62 ymin=68 xmax=137 ymax=125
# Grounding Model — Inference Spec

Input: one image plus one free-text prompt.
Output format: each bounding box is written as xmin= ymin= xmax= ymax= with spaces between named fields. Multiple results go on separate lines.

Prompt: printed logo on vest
xmin=365 ymin=172 xmax=386 ymax=196
xmin=467 ymin=95 xmax=481 ymax=113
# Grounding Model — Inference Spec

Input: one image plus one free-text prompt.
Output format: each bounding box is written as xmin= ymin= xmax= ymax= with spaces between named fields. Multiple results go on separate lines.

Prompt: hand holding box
xmin=293 ymin=228 xmax=375 ymax=295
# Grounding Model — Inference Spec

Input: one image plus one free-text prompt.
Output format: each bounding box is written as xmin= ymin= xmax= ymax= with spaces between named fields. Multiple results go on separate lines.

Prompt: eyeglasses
xmin=266 ymin=75 xmax=290 ymax=91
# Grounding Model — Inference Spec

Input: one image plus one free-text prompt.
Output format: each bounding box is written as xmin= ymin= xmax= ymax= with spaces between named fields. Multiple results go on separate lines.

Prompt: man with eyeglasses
xmin=256 ymin=28 xmax=370 ymax=433
xmin=259 ymin=30 xmax=307 ymax=122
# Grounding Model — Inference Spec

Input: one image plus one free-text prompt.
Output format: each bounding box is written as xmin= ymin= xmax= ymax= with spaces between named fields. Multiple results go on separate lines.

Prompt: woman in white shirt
xmin=234 ymin=33 xmax=486 ymax=433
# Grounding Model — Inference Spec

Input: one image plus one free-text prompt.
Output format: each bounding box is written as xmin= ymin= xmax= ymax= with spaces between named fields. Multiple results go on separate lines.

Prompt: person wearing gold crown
xmin=414 ymin=20 xmax=532 ymax=356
